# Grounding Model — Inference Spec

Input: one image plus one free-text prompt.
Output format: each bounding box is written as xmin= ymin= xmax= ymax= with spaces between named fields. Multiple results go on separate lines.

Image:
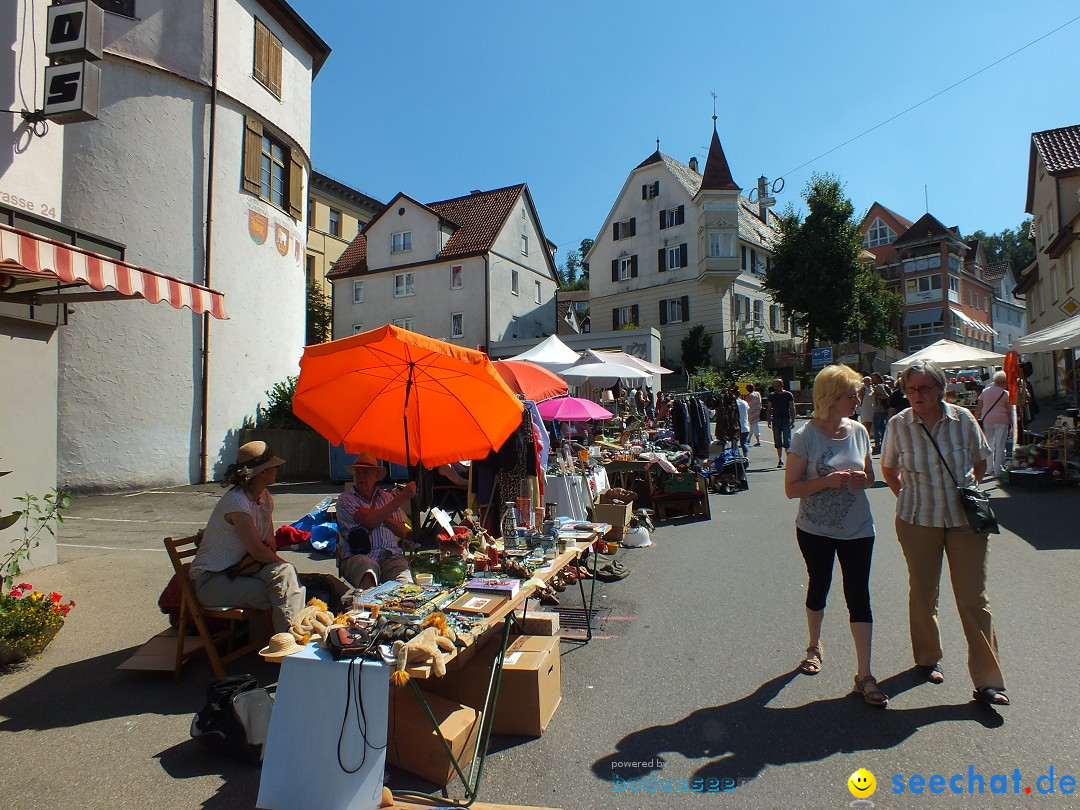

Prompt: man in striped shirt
xmin=880 ymin=360 xmax=1007 ymax=706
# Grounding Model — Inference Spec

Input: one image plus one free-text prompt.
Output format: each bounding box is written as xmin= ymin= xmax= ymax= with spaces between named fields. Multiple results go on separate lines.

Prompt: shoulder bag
xmin=918 ymin=422 xmax=999 ymax=535
xmin=977 ymin=390 xmax=1007 ymax=429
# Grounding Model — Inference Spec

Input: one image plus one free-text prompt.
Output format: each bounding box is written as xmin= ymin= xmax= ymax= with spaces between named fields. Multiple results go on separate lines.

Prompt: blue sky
xmin=293 ymin=0 xmax=1080 ymax=265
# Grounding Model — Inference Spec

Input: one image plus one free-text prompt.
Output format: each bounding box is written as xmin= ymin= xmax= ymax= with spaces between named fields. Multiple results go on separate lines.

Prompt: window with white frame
xmin=450 ymin=265 xmax=463 ymax=289
xmin=947 ymin=254 xmax=962 ymax=273
xmin=660 ymin=206 xmax=684 ymax=229
xmin=863 ymin=217 xmax=897 ymax=248
xmin=450 ymin=313 xmax=463 ymax=338
xmin=613 ymin=218 xmax=636 ymax=240
xmin=352 ymin=323 xmax=364 ymax=334
xmin=391 ymin=231 xmax=412 ymax=253
xmin=1051 ymin=265 xmax=1059 ymax=302
xmin=769 ymin=304 xmax=781 ymax=330
xmin=618 ymin=256 xmax=633 ymax=281
xmin=667 ymin=246 xmax=682 ymax=270
xmin=753 ymin=299 xmax=764 ymax=328
xmin=709 ymin=231 xmax=736 ymax=258
xmin=616 ymin=306 xmax=636 ymax=327
xmin=393 ymin=317 xmax=414 ymax=331
xmin=947 ymin=275 xmax=960 ymax=303
xmin=394 ymin=272 xmax=414 ymax=297
xmin=328 ymin=208 xmax=341 ymax=237
xmin=1067 ymin=253 xmax=1075 ymax=290
xmin=521 ymin=234 xmax=529 ymax=255
xmin=1037 ymin=279 xmax=1045 ymax=313
xmin=352 ymin=280 xmax=364 ymax=303
xmin=641 ymin=181 xmax=659 ymax=199
xmin=534 ymin=280 xmax=541 ymax=303
xmin=661 ymin=298 xmax=685 ymax=324
xmin=511 ymin=268 xmax=520 ymax=295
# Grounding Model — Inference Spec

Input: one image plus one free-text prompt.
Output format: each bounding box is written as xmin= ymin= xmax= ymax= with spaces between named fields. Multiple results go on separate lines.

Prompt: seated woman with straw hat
xmin=189 ymin=441 xmax=306 ymax=634
xmin=336 ymin=453 xmax=417 ymax=590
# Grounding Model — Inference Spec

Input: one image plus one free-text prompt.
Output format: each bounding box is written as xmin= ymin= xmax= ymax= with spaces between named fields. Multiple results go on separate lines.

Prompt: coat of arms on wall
xmin=275 ymin=223 xmax=290 ymax=256
xmin=248 ymin=210 xmax=268 ymax=245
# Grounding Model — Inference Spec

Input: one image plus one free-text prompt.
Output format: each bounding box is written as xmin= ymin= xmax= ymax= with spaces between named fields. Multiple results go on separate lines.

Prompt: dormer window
xmin=864 ymin=217 xmax=897 ymax=248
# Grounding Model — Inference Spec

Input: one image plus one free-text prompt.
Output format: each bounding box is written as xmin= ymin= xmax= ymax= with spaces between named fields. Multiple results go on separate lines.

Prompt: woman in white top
xmin=975 ymin=370 xmax=1012 ymax=478
xmin=744 ymin=383 xmax=763 ymax=446
xmin=858 ymin=376 xmax=875 ymax=437
xmin=190 ymin=441 xmax=306 ymax=633
xmin=785 ymin=365 xmax=885 ymax=706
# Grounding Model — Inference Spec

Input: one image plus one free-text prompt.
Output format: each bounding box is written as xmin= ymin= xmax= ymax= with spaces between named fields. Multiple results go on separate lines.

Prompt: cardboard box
xmin=387 ymin=687 xmax=480 ymax=786
xmin=517 ymin=610 xmax=559 ymax=637
xmin=422 ymin=634 xmax=562 ymax=738
xmin=590 ymin=501 xmax=632 ymax=540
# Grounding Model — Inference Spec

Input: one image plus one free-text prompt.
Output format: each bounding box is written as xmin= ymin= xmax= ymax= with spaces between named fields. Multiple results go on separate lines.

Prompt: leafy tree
xmin=735 ymin=334 xmax=766 ymax=367
xmin=965 ymin=219 xmax=1034 ymax=273
xmin=259 ymin=376 xmax=310 ymax=430
xmin=681 ymin=324 xmax=713 ymax=374
xmin=560 ymin=250 xmax=581 ymax=287
xmin=764 ymin=173 xmax=864 ymax=348
xmin=847 ymin=265 xmax=903 ymax=347
xmin=557 ymin=238 xmax=592 ymax=290
xmin=306 ymin=280 xmax=332 ymax=345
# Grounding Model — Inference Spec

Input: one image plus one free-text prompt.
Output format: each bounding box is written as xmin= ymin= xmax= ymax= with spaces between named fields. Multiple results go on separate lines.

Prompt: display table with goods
xmin=257 ymin=526 xmax=607 ymax=809
xmin=1003 ymin=413 xmax=1080 ymax=487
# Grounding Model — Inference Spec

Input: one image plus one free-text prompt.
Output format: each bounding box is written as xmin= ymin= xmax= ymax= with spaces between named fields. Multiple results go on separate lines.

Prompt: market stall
xmin=890 ymin=339 xmax=1005 ymax=377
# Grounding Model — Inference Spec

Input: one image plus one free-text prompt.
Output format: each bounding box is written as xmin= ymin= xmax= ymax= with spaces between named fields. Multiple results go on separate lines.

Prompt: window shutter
xmin=641 ymin=184 xmax=647 ymax=200
xmin=269 ymin=34 xmax=283 ymax=97
xmin=631 ymin=304 xmax=639 ymax=325
xmin=613 ymin=308 xmax=619 ymax=330
xmin=658 ymin=248 xmax=666 ymax=272
xmin=612 ymin=222 xmax=619 ymax=240
xmin=679 ymin=243 xmax=688 ymax=268
xmin=630 ymin=255 xmax=638 ymax=278
xmin=681 ymin=295 xmax=690 ymax=321
xmin=242 ymin=116 xmax=263 ymax=194
xmin=659 ymin=211 xmax=666 ymax=230
xmin=676 ymin=205 xmax=684 ymax=225
xmin=288 ymin=149 xmax=304 ymax=220
xmin=628 ymin=217 xmax=636 ymax=237
xmin=253 ymin=19 xmax=269 ymax=86
xmin=659 ymin=300 xmax=668 ymax=325
xmin=611 ymin=260 xmax=618 ymax=282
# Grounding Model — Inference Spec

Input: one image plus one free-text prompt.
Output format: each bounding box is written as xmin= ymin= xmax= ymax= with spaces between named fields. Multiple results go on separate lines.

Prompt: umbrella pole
xmin=403 ymin=363 xmax=423 ymax=553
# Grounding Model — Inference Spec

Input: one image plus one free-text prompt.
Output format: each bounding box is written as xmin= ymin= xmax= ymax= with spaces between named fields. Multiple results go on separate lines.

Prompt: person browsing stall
xmin=767 ymin=378 xmax=797 ymax=467
xmin=784 ymin=365 xmax=885 ymax=707
xmin=337 ymin=453 xmax=417 ymax=590
xmin=975 ymin=371 xmax=1012 ymax=478
xmin=880 ymin=360 xmax=1008 ymax=706
xmin=744 ymin=383 xmax=763 ymax=447
xmin=189 ymin=441 xmax=306 ymax=634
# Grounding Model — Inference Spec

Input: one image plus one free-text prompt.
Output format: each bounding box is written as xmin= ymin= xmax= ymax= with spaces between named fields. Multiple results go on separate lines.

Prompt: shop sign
xmin=43 ymin=1 xmax=103 ymax=124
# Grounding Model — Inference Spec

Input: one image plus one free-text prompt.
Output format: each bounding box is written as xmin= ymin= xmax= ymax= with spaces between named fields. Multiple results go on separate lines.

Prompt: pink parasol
xmin=536 ymin=396 xmax=614 ymax=422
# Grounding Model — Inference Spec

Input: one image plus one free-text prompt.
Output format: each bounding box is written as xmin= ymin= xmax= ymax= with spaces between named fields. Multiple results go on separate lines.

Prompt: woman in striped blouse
xmin=880 ymin=360 xmax=1007 ymax=706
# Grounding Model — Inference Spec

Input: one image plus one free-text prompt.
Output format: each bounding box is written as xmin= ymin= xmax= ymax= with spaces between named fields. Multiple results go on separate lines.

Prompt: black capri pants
xmin=796 ymin=527 xmax=874 ymax=623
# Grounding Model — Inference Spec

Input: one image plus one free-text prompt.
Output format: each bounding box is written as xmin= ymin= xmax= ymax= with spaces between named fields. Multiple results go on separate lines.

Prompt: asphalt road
xmin=2 ymin=438 xmax=1079 ymax=809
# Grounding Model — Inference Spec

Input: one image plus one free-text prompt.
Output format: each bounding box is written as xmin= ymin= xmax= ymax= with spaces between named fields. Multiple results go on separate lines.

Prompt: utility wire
xmin=778 ymin=13 xmax=1080 ymax=180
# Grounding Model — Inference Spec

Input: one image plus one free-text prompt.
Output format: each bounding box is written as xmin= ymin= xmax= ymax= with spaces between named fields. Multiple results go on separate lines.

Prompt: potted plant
xmin=0 ymin=476 xmax=73 ymax=666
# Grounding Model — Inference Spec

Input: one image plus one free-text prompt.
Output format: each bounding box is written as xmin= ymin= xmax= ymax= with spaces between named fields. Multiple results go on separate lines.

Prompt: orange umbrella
xmin=293 ymin=325 xmax=524 ymax=468
xmin=492 ymin=359 xmax=568 ymax=401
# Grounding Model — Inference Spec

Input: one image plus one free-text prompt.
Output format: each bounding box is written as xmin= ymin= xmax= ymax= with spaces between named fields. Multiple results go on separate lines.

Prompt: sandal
xmin=798 ymin=645 xmax=823 ymax=675
xmin=973 ymin=687 xmax=1010 ymax=706
xmin=916 ymin=663 xmax=944 ymax=684
xmin=853 ymin=675 xmax=889 ymax=707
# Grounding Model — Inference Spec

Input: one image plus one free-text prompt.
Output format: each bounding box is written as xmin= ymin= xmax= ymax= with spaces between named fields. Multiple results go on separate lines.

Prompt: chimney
xmin=689 ymin=157 xmax=699 ymax=173
xmin=470 ymin=189 xmax=482 ymax=195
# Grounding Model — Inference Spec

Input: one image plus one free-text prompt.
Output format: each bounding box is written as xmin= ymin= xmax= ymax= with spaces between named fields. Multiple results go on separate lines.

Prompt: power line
xmin=778 ymin=13 xmax=1080 ymax=180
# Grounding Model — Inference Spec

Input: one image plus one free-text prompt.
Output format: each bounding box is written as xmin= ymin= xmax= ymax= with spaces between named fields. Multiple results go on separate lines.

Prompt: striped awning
xmin=949 ymin=307 xmax=996 ymax=336
xmin=0 ymin=222 xmax=227 ymax=319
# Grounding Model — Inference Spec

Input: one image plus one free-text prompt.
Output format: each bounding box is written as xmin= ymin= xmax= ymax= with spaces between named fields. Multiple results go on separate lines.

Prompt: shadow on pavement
xmin=989 ymin=484 xmax=1080 ymax=551
xmin=156 ymin=739 xmax=262 ymax=809
xmin=592 ymin=670 xmax=1004 ymax=787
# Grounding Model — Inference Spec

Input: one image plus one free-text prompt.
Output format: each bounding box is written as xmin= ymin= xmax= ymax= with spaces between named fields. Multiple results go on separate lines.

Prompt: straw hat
xmin=236 ymin=441 xmax=286 ymax=475
xmin=260 ymin=632 xmax=303 ymax=659
xmin=347 ymin=452 xmax=387 ymax=481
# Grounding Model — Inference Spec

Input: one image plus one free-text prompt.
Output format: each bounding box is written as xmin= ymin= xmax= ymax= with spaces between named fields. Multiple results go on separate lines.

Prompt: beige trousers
xmin=192 ymin=562 xmax=305 ymax=634
xmin=894 ymin=517 xmax=1005 ymax=690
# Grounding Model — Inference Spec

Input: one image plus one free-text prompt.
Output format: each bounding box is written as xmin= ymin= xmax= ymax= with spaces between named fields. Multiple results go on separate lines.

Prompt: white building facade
xmin=329 ymin=185 xmax=559 ymax=349
xmin=586 ymin=126 xmax=787 ymax=372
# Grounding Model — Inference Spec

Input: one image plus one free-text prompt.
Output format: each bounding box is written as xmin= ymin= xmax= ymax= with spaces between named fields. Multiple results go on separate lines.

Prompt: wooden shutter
xmin=288 ymin=149 xmax=304 ymax=220
xmin=242 ymin=116 xmax=263 ymax=195
xmin=641 ymin=184 xmax=648 ymax=200
xmin=681 ymin=295 xmax=690 ymax=321
xmin=611 ymin=260 xmax=618 ymax=282
xmin=659 ymin=211 xmax=666 ymax=230
xmin=613 ymin=308 xmax=619 ymax=330
xmin=659 ymin=300 xmax=667 ymax=325
xmin=628 ymin=218 xmax=636 ymax=237
xmin=631 ymin=304 xmax=639 ymax=326
xmin=253 ymin=19 xmax=269 ymax=87
xmin=630 ymin=255 xmax=638 ymax=278
xmin=679 ymin=243 xmax=688 ymax=268
xmin=268 ymin=33 xmax=283 ymax=97
xmin=658 ymin=248 xmax=666 ymax=272
xmin=612 ymin=222 xmax=620 ymax=240
xmin=676 ymin=205 xmax=685 ymax=225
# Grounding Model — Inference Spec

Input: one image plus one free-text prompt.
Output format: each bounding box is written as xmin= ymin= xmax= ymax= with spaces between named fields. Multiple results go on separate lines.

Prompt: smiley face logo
xmin=848 ymin=768 xmax=876 ymax=798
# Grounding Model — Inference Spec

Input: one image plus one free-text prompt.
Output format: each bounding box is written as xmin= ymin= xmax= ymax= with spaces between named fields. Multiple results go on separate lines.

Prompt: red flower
xmin=17 ymin=583 xmax=31 ymax=591
xmin=51 ymin=592 xmax=62 ymax=603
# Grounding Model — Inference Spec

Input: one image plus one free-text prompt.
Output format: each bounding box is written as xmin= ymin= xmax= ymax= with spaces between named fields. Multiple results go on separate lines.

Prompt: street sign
xmin=811 ymin=347 xmax=832 ymax=368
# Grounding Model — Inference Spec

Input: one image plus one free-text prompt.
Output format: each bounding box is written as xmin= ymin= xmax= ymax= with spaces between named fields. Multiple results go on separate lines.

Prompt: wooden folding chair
xmin=164 ymin=535 xmax=272 ymax=682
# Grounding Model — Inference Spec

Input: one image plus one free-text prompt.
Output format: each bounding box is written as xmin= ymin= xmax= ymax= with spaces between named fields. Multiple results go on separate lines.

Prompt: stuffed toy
xmin=423 ymin=610 xmax=475 ymax=647
xmin=389 ymin=626 xmax=456 ymax=687
xmin=289 ymin=597 xmax=337 ymax=644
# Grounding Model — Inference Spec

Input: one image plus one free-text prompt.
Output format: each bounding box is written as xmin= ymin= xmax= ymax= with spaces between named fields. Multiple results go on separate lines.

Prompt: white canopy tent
xmin=890 ymin=339 xmax=1005 ymax=376
xmin=578 ymin=349 xmax=673 ymax=375
xmin=1012 ymin=316 xmax=1080 ymax=352
xmin=505 ymin=334 xmax=581 ymax=372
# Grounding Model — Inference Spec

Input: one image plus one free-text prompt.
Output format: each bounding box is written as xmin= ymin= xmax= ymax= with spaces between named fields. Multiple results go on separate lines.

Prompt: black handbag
xmin=919 ymin=423 xmax=999 ymax=535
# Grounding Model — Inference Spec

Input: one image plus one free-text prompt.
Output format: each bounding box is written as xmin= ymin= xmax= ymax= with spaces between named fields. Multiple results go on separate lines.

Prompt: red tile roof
xmin=1032 ymin=125 xmax=1080 ymax=174
xmin=327 ymin=185 xmax=526 ymax=279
